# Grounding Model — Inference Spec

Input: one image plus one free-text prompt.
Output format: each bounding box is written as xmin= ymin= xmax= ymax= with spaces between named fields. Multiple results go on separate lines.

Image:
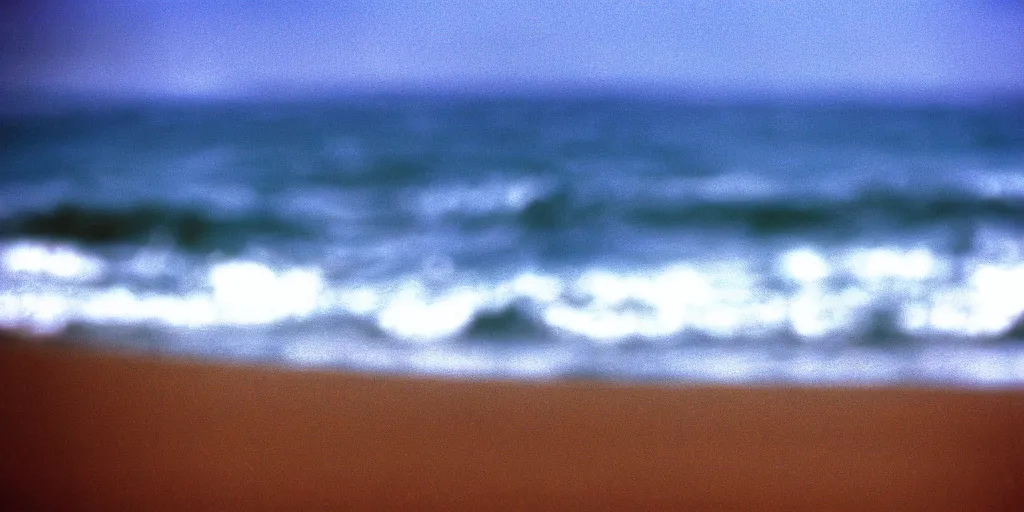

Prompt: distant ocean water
xmin=2 ymin=96 xmax=1024 ymax=386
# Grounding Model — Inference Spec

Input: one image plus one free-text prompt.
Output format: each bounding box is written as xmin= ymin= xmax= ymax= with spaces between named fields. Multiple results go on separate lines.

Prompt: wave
xmin=0 ymin=203 xmax=307 ymax=250
xmin=400 ymin=175 xmax=1024 ymax=239
xmin=625 ymin=194 xmax=1024 ymax=236
xmin=4 ymin=241 xmax=1024 ymax=345
xmin=5 ymin=238 xmax=1024 ymax=386
xmin=9 ymin=190 xmax=1022 ymax=252
xmin=463 ymin=303 xmax=549 ymax=340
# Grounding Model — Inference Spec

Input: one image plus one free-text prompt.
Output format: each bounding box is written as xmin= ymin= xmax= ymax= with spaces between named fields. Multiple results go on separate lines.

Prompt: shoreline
xmin=2 ymin=334 xmax=1023 ymax=510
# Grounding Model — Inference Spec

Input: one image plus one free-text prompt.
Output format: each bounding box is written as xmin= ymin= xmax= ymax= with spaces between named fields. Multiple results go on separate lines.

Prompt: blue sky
xmin=2 ymin=0 xmax=1022 ymax=100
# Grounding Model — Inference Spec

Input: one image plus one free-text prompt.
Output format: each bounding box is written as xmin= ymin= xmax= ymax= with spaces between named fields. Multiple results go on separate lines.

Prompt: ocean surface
xmin=2 ymin=96 xmax=1024 ymax=386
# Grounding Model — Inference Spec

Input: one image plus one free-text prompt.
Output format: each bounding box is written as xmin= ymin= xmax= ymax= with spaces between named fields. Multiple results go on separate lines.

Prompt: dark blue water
xmin=3 ymin=97 xmax=1024 ymax=385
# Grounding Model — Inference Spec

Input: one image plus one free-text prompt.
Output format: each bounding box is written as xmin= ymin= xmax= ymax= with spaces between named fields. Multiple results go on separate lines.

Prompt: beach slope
xmin=1 ymin=338 xmax=1022 ymax=510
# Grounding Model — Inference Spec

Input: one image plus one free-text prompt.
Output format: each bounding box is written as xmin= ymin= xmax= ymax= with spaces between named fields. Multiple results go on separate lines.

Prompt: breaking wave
xmin=4 ymin=97 xmax=1023 ymax=385
xmin=4 ymin=240 xmax=1024 ymax=345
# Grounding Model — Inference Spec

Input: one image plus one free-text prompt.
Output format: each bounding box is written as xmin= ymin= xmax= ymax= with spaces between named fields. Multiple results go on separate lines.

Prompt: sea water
xmin=2 ymin=96 xmax=1023 ymax=386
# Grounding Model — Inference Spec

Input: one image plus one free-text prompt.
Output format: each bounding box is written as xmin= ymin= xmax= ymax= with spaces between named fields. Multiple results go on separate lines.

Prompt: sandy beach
xmin=1 ymin=334 xmax=1022 ymax=510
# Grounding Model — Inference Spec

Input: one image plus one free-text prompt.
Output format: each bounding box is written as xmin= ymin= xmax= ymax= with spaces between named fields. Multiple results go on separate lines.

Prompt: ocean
xmin=2 ymin=95 xmax=1024 ymax=386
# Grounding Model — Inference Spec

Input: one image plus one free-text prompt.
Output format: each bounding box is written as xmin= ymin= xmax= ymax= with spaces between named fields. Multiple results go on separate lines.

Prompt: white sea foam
xmin=415 ymin=179 xmax=550 ymax=219
xmin=272 ymin=187 xmax=371 ymax=222
xmin=3 ymin=244 xmax=1024 ymax=386
xmin=375 ymin=282 xmax=485 ymax=341
xmin=2 ymin=243 xmax=1024 ymax=354
xmin=1 ymin=241 xmax=106 ymax=282
xmin=696 ymin=171 xmax=786 ymax=202
xmin=974 ymin=169 xmax=1024 ymax=199
xmin=208 ymin=261 xmax=325 ymax=325
xmin=780 ymin=248 xmax=830 ymax=282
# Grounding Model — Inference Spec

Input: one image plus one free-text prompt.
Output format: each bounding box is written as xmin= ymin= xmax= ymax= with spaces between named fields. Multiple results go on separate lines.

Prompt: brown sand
xmin=1 ymin=336 xmax=1022 ymax=510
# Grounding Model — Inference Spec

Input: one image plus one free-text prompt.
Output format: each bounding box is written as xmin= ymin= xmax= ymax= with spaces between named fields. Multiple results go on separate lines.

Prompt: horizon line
xmin=3 ymin=80 xmax=1023 ymax=115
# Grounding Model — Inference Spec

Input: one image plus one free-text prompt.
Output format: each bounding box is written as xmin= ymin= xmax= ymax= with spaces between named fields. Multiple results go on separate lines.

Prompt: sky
xmin=1 ymin=0 xmax=1022 ymax=101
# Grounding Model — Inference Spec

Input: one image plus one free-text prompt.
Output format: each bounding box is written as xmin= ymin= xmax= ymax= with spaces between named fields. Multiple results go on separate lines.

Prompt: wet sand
xmin=1 ymin=335 xmax=1022 ymax=510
